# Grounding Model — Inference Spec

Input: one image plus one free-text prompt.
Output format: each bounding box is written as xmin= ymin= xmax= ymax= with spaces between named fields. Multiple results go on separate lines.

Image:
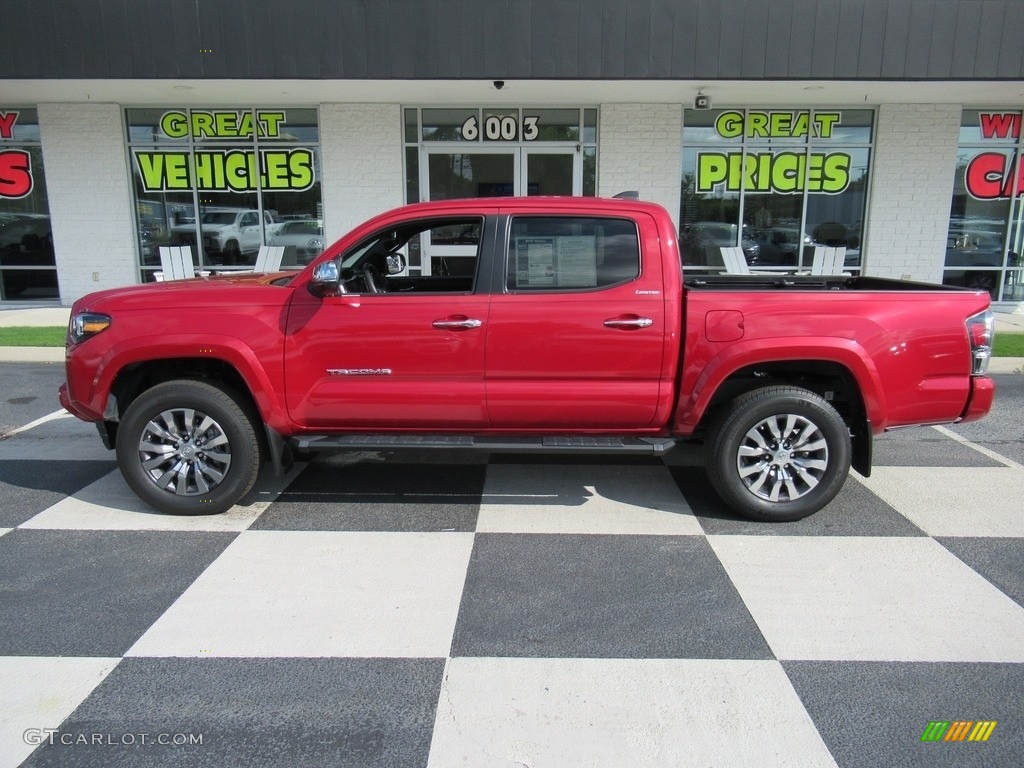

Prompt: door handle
xmin=432 ymin=317 xmax=483 ymax=330
xmin=603 ymin=316 xmax=653 ymax=330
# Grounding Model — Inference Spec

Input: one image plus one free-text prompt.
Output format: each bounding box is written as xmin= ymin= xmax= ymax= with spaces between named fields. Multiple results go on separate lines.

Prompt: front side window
xmin=507 ymin=216 xmax=639 ymax=291
xmin=126 ymin=108 xmax=322 ymax=280
xmin=0 ymin=108 xmax=58 ymax=300
xmin=945 ymin=109 xmax=1024 ymax=301
xmin=338 ymin=216 xmax=484 ymax=294
xmin=681 ymin=109 xmax=872 ymax=274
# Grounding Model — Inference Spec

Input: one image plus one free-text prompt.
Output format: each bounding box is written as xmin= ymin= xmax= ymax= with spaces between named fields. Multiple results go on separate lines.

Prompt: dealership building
xmin=2 ymin=0 xmax=1024 ymax=310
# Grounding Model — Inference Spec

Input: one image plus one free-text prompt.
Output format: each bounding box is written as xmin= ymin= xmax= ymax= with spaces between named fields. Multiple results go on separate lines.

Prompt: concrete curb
xmin=0 ymin=307 xmax=71 ymax=328
xmin=988 ymin=358 xmax=1024 ymax=374
xmin=0 ymin=347 xmax=65 ymax=363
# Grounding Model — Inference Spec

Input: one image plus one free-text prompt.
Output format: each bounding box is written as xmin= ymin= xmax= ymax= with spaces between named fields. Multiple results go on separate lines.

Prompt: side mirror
xmin=385 ymin=252 xmax=407 ymax=275
xmin=308 ymin=261 xmax=341 ymax=297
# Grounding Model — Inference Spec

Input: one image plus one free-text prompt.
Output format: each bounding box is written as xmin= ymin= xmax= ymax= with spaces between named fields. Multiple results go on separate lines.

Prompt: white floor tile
xmin=427 ymin=657 xmax=837 ymax=768
xmin=477 ymin=464 xmax=702 ymax=535
xmin=126 ymin=530 xmax=474 ymax=658
xmin=710 ymin=535 xmax=1024 ymax=661
xmin=19 ymin=465 xmax=303 ymax=532
xmin=0 ymin=656 xmax=120 ymax=768
xmin=855 ymin=467 xmax=1024 ymax=536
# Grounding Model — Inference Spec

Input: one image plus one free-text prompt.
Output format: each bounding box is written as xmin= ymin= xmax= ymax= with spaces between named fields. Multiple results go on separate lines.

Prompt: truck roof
xmin=377 ymin=196 xmax=670 ymax=219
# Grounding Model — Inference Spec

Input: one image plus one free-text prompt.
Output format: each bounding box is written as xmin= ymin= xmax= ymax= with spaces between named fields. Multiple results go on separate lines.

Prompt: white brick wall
xmin=319 ymin=104 xmax=404 ymax=243
xmin=38 ymin=103 xmax=137 ymax=304
xmin=862 ymin=104 xmax=961 ymax=282
xmin=598 ymin=104 xmax=682 ymax=228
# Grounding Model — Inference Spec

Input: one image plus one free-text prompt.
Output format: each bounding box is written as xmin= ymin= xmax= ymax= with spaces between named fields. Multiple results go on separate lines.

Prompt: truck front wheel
xmin=706 ymin=386 xmax=851 ymax=522
xmin=115 ymin=380 xmax=262 ymax=515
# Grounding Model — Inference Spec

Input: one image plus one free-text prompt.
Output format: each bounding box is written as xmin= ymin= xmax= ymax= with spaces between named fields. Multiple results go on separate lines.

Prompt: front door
xmin=284 ymin=216 xmax=491 ymax=430
xmin=522 ymin=148 xmax=580 ymax=196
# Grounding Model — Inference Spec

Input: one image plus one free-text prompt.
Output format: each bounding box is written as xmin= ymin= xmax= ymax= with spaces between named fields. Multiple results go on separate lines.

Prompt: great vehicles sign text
xmin=132 ymin=110 xmax=315 ymax=193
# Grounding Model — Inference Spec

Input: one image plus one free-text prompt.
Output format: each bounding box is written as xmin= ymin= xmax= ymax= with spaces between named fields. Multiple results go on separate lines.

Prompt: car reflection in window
xmin=268 ymin=219 xmax=324 ymax=266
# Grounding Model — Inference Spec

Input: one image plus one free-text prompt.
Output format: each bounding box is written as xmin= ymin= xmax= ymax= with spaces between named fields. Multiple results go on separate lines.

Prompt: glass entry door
xmin=522 ymin=148 xmax=580 ymax=196
xmin=419 ymin=146 xmax=580 ymax=275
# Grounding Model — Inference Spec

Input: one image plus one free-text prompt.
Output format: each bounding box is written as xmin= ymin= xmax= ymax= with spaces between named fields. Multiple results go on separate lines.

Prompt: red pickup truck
xmin=59 ymin=197 xmax=996 ymax=522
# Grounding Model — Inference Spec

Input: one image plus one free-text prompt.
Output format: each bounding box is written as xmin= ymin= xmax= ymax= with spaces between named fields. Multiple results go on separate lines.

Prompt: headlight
xmin=68 ymin=312 xmax=112 ymax=345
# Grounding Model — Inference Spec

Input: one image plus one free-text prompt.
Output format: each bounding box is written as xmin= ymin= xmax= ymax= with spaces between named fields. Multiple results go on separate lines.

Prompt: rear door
xmin=485 ymin=212 xmax=668 ymax=428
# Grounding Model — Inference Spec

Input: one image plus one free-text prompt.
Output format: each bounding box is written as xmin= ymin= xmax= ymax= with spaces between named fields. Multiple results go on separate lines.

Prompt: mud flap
xmin=264 ymin=424 xmax=294 ymax=476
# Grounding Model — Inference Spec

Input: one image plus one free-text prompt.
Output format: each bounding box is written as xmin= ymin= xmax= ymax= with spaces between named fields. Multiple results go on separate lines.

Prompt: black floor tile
xmin=0 ymin=530 xmax=236 ymax=656
xmin=0 ymin=461 xmax=116 ymax=527
xmin=20 ymin=657 xmax=444 ymax=768
xmin=938 ymin=537 xmax=1024 ymax=609
xmin=784 ymin=661 xmax=1024 ymax=768
xmin=669 ymin=466 xmax=925 ymax=536
xmin=451 ymin=533 xmax=773 ymax=660
xmin=872 ymin=432 xmax=1002 ymax=467
xmin=252 ymin=463 xmax=483 ymax=532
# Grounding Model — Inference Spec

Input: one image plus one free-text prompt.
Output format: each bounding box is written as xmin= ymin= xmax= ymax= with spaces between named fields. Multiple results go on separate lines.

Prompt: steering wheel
xmin=362 ymin=264 xmax=387 ymax=294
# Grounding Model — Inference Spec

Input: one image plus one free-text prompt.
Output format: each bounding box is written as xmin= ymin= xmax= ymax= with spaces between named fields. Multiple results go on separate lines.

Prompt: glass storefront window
xmin=126 ymin=107 xmax=323 ymax=279
xmin=681 ymin=108 xmax=873 ymax=274
xmin=404 ymin=106 xmax=599 ymax=275
xmin=421 ymin=109 xmax=478 ymax=142
xmin=0 ymin=108 xmax=59 ymax=300
xmin=946 ymin=109 xmax=1024 ymax=301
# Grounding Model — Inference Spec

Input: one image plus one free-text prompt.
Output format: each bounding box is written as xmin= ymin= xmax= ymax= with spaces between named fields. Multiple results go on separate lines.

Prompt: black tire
xmin=115 ymin=380 xmax=262 ymax=515
xmin=705 ymin=386 xmax=851 ymax=522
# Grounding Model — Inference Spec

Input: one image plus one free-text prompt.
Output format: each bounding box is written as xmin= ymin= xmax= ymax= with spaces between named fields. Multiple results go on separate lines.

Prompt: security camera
xmin=694 ymin=92 xmax=711 ymax=110
xmin=493 ymin=80 xmax=505 ymax=90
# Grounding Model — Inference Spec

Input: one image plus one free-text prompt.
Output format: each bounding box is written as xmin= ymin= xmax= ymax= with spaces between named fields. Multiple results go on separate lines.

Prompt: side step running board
xmin=291 ymin=434 xmax=677 ymax=454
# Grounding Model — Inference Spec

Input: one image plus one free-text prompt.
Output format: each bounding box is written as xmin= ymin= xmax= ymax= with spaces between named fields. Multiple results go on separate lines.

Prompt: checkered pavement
xmin=1 ymin=409 xmax=1022 ymax=768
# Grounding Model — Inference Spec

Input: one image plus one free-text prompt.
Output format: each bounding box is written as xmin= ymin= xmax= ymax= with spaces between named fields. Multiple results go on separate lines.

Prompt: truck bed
xmin=684 ymin=274 xmax=970 ymax=293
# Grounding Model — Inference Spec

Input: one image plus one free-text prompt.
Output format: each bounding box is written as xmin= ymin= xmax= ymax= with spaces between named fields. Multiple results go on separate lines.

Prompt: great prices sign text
xmin=0 ymin=112 xmax=32 ymax=200
xmin=132 ymin=110 xmax=315 ymax=194
xmin=695 ymin=111 xmax=851 ymax=195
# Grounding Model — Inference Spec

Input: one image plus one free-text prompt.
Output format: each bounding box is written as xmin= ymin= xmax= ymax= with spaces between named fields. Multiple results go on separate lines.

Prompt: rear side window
xmin=507 ymin=216 xmax=640 ymax=291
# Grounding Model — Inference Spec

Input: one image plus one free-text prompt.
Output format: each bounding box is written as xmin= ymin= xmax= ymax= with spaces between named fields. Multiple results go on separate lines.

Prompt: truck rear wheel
xmin=115 ymin=380 xmax=262 ymax=515
xmin=706 ymin=386 xmax=851 ymax=522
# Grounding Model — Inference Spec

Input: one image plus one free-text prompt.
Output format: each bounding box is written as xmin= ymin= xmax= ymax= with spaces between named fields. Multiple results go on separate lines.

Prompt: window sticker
xmin=513 ymin=236 xmax=598 ymax=288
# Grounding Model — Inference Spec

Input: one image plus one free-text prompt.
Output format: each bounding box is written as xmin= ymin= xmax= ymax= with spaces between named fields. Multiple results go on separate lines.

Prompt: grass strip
xmin=994 ymin=332 xmax=1024 ymax=358
xmin=0 ymin=326 xmax=66 ymax=347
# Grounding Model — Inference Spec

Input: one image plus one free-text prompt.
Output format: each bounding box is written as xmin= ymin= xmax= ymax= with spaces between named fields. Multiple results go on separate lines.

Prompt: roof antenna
xmin=613 ymin=190 xmax=640 ymax=200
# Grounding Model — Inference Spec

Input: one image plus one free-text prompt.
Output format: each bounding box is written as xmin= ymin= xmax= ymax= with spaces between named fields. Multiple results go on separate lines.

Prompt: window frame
xmin=502 ymin=214 xmax=642 ymax=294
xmin=337 ymin=215 xmax=489 ymax=296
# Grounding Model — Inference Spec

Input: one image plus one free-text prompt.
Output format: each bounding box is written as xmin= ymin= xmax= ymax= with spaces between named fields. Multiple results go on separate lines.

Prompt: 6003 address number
xmin=461 ymin=115 xmax=540 ymax=142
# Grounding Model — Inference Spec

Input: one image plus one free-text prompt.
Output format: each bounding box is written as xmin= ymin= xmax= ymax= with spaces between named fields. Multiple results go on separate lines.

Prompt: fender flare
xmin=675 ymin=336 xmax=887 ymax=435
xmin=91 ymin=334 xmax=291 ymax=432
